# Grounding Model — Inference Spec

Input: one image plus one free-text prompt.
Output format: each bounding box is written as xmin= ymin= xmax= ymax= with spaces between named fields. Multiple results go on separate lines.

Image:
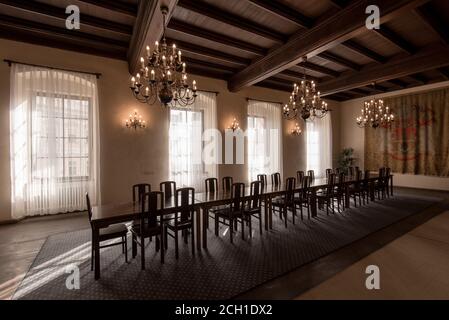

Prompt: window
xmin=10 ymin=63 xmax=100 ymax=218
xmin=306 ymin=115 xmax=332 ymax=178
xmin=247 ymin=100 xmax=282 ymax=182
xmin=34 ymin=95 xmax=90 ymax=181
xmin=169 ymin=91 xmax=218 ymax=191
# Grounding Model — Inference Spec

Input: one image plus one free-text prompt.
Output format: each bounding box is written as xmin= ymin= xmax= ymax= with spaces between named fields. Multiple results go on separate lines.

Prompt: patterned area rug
xmin=13 ymin=194 xmax=442 ymax=300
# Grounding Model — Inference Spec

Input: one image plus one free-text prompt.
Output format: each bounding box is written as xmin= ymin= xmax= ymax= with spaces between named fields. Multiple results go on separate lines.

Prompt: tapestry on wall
xmin=364 ymin=87 xmax=449 ymax=177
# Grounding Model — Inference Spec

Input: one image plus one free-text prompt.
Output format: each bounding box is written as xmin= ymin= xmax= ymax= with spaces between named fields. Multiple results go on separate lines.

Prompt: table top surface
xmin=91 ymin=173 xmax=387 ymax=224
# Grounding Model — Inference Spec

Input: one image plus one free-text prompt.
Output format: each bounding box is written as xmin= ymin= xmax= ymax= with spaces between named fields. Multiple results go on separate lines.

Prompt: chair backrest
xmin=248 ymin=180 xmax=262 ymax=209
xmin=133 ymin=183 xmax=151 ymax=203
xmin=140 ymin=191 xmax=164 ymax=229
xmin=257 ymin=174 xmax=267 ymax=187
xmin=231 ymin=183 xmax=245 ymax=211
xmin=364 ymin=170 xmax=371 ymax=181
xmin=285 ymin=177 xmax=296 ymax=202
xmin=325 ymin=168 xmax=333 ymax=179
xmin=326 ymin=173 xmax=336 ymax=194
xmin=160 ymin=181 xmax=176 ymax=199
xmin=301 ymin=175 xmax=311 ymax=197
xmin=378 ymin=167 xmax=386 ymax=178
xmin=296 ymin=171 xmax=305 ymax=185
xmin=271 ymin=172 xmax=281 ymax=187
xmin=205 ymin=178 xmax=218 ymax=193
xmin=222 ymin=176 xmax=233 ymax=193
xmin=348 ymin=166 xmax=355 ymax=177
xmin=175 ymin=187 xmax=195 ymax=223
xmin=337 ymin=172 xmax=345 ymax=191
xmin=355 ymin=166 xmax=360 ymax=173
xmin=307 ymin=170 xmax=315 ymax=180
xmin=85 ymin=193 xmax=92 ymax=224
xmin=384 ymin=167 xmax=391 ymax=183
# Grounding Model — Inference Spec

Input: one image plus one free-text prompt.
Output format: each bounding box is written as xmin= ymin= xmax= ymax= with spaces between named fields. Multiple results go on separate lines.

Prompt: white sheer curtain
xmin=306 ymin=113 xmax=332 ymax=178
xmin=9 ymin=63 xmax=100 ymax=219
xmin=247 ymin=100 xmax=283 ymax=183
xmin=169 ymin=91 xmax=218 ymax=192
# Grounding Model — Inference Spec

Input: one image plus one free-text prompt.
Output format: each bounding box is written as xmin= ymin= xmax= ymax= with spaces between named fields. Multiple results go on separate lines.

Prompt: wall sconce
xmin=291 ymin=122 xmax=302 ymax=135
xmin=125 ymin=110 xmax=146 ymax=130
xmin=228 ymin=118 xmax=240 ymax=132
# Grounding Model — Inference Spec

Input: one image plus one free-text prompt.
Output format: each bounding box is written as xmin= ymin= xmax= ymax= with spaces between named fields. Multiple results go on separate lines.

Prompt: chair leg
xmin=191 ymin=223 xmax=195 ymax=256
xmin=230 ymin=218 xmax=234 ymax=244
xmin=259 ymin=213 xmax=262 ymax=235
xmin=132 ymin=234 xmax=137 ymax=258
xmin=140 ymin=237 xmax=145 ymax=270
xmin=248 ymin=216 xmax=252 ymax=238
xmin=160 ymin=233 xmax=165 ymax=264
xmin=292 ymin=205 xmax=296 ymax=225
xmin=91 ymin=241 xmax=94 ymax=271
xmin=241 ymin=218 xmax=245 ymax=240
xmin=124 ymin=236 xmax=128 ymax=263
xmin=215 ymin=214 xmax=219 ymax=236
xmin=175 ymin=230 xmax=179 ymax=259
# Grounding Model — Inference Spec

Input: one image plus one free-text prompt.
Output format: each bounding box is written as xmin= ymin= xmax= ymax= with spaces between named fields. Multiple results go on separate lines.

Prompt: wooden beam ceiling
xmin=415 ymin=3 xmax=449 ymax=45
xmin=168 ymin=19 xmax=266 ymax=55
xmin=177 ymin=0 xmax=286 ymax=43
xmin=298 ymin=61 xmax=340 ymax=77
xmin=374 ymin=26 xmax=417 ymax=54
xmin=0 ymin=0 xmax=133 ymax=35
xmin=228 ymin=0 xmax=429 ymax=92
xmin=319 ymin=44 xmax=449 ymax=96
xmin=247 ymin=0 xmax=313 ymax=29
xmin=77 ymin=0 xmax=138 ymax=17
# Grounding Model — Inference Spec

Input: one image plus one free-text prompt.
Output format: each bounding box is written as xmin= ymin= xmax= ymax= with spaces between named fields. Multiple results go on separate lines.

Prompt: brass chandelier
xmin=129 ymin=6 xmax=197 ymax=107
xmin=356 ymin=84 xmax=394 ymax=128
xmin=283 ymin=57 xmax=329 ymax=121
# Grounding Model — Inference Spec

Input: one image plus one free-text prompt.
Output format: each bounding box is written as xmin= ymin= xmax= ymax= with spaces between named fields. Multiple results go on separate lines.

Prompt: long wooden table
xmin=90 ymin=174 xmax=393 ymax=278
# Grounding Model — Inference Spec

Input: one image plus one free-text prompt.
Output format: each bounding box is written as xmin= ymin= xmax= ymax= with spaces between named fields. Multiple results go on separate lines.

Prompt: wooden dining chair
xmin=130 ymin=191 xmax=164 ymax=270
xmin=257 ymin=174 xmax=267 ymax=188
xmin=375 ymin=167 xmax=387 ymax=200
xmin=214 ymin=183 xmax=245 ymax=243
xmin=348 ymin=169 xmax=364 ymax=207
xmin=222 ymin=176 xmax=233 ymax=193
xmin=325 ymin=168 xmax=333 ymax=180
xmin=335 ymin=172 xmax=346 ymax=212
xmin=272 ymin=177 xmax=296 ymax=227
xmin=361 ymin=170 xmax=371 ymax=204
xmin=307 ymin=170 xmax=315 ymax=180
xmin=348 ymin=166 xmax=355 ymax=177
xmin=296 ymin=171 xmax=305 ymax=185
xmin=294 ymin=176 xmax=311 ymax=220
xmin=205 ymin=177 xmax=218 ymax=193
xmin=86 ymin=193 xmax=128 ymax=272
xmin=271 ymin=172 xmax=281 ymax=187
xmin=317 ymin=173 xmax=336 ymax=215
xmin=384 ymin=167 xmax=392 ymax=197
xmin=160 ymin=181 xmax=176 ymax=200
xmin=165 ymin=187 xmax=195 ymax=259
xmin=243 ymin=180 xmax=263 ymax=237
xmin=132 ymin=183 xmax=151 ymax=203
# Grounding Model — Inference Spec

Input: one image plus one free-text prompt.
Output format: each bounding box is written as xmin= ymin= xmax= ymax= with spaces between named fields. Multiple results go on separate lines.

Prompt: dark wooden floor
xmin=0 ymin=187 xmax=448 ymax=300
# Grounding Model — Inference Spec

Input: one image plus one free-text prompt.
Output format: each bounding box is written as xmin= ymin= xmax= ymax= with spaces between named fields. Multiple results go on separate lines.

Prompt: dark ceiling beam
xmin=438 ymin=68 xmax=449 ymax=80
xmin=298 ymin=61 xmax=340 ymax=77
xmin=318 ymin=52 xmax=361 ymax=71
xmin=319 ymin=44 xmax=449 ymax=96
xmin=329 ymin=0 xmax=352 ymax=9
xmin=187 ymin=66 xmax=232 ymax=80
xmin=0 ymin=0 xmax=132 ymax=35
xmin=0 ymin=25 xmax=126 ymax=60
xmin=165 ymin=38 xmax=250 ymax=67
xmin=374 ymin=26 xmax=417 ymax=55
xmin=341 ymin=40 xmax=388 ymax=63
xmin=256 ymin=79 xmax=292 ymax=92
xmin=77 ymin=0 xmax=138 ymax=17
xmin=415 ymin=3 xmax=449 ymax=45
xmin=0 ymin=14 xmax=128 ymax=48
xmin=387 ymin=79 xmax=408 ymax=88
xmin=247 ymin=0 xmax=313 ymax=29
xmin=279 ymin=69 xmax=322 ymax=83
xmin=168 ymin=19 xmax=266 ymax=56
xmin=177 ymin=0 xmax=285 ymax=43
xmin=409 ymin=73 xmax=428 ymax=84
xmin=350 ymin=88 xmax=372 ymax=95
xmin=228 ymin=0 xmax=429 ymax=92
xmin=183 ymin=57 xmax=238 ymax=73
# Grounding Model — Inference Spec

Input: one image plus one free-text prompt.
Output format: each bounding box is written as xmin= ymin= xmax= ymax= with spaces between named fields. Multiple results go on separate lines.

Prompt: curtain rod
xmin=3 ymin=59 xmax=102 ymax=79
xmin=246 ymin=97 xmax=283 ymax=105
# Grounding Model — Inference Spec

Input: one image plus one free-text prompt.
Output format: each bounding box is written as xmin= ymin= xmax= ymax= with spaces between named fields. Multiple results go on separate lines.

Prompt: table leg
xmin=93 ymin=227 xmax=100 ymax=280
xmin=264 ymin=196 xmax=269 ymax=231
xmin=370 ymin=181 xmax=375 ymax=201
xmin=196 ymin=207 xmax=201 ymax=251
xmin=269 ymin=197 xmax=273 ymax=229
xmin=345 ymin=184 xmax=350 ymax=209
xmin=310 ymin=188 xmax=317 ymax=217
xmin=202 ymin=206 xmax=208 ymax=250
xmin=390 ymin=176 xmax=394 ymax=196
